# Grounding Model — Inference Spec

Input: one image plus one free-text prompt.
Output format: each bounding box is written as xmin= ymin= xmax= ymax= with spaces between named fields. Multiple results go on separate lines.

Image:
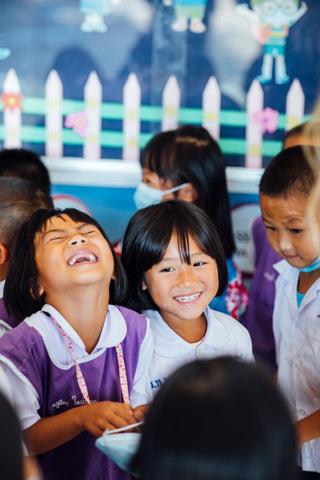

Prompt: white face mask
xmin=133 ymin=182 xmax=189 ymax=210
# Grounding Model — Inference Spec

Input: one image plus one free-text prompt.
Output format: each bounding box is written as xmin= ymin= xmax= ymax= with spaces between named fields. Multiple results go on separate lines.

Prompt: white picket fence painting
xmin=1 ymin=68 xmax=305 ymax=166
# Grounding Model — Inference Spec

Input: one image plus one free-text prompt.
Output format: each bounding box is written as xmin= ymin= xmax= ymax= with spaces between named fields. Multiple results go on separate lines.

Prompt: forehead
xmin=40 ymin=214 xmax=84 ymax=233
xmin=260 ymin=193 xmax=308 ymax=220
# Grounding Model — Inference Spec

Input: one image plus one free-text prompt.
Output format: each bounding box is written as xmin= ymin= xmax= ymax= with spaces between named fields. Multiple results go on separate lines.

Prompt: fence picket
xmin=285 ymin=79 xmax=305 ymax=131
xmin=245 ymin=79 xmax=263 ymax=168
xmin=45 ymin=70 xmax=63 ymax=157
xmin=123 ymin=73 xmax=141 ymax=161
xmin=84 ymin=71 xmax=102 ymax=160
xmin=162 ymin=75 xmax=180 ymax=131
xmin=2 ymin=68 xmax=22 ymax=148
xmin=202 ymin=76 xmax=220 ymax=140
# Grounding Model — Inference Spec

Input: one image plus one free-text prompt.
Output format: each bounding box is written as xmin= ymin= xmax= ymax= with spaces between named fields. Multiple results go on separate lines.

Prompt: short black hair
xmin=0 ymin=148 xmax=51 ymax=196
xmin=4 ymin=208 xmax=127 ymax=322
xmin=259 ymin=145 xmax=317 ymax=198
xmin=121 ymin=200 xmax=228 ymax=312
xmin=140 ymin=125 xmax=235 ymax=258
xmin=0 ymin=177 xmax=53 ymax=251
xmin=132 ymin=357 xmax=297 ymax=480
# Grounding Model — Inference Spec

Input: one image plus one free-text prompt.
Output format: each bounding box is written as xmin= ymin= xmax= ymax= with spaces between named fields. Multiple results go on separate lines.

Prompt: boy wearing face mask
xmin=260 ymin=145 xmax=320 ymax=479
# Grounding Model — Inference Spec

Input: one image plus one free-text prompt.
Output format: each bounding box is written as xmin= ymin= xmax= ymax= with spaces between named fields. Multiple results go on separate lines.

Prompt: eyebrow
xmin=42 ymin=223 xmax=94 ymax=238
xmin=159 ymin=251 xmax=206 ymax=263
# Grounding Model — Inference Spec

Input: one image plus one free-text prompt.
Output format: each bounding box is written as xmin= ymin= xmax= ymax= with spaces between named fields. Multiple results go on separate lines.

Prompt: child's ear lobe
xmin=30 ymin=278 xmax=45 ymax=299
xmin=0 ymin=244 xmax=9 ymax=265
xmin=178 ymin=183 xmax=198 ymax=203
xmin=142 ymin=280 xmax=148 ymax=291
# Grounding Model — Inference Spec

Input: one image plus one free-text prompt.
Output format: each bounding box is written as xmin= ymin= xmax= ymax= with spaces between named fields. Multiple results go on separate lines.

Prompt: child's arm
xmin=296 ymin=409 xmax=320 ymax=449
xmin=24 ymin=401 xmax=137 ymax=456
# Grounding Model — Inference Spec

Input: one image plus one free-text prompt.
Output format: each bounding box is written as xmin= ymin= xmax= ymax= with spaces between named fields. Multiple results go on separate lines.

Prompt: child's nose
xmin=177 ymin=266 xmax=197 ymax=287
xmin=69 ymin=234 xmax=87 ymax=246
xmin=277 ymin=232 xmax=292 ymax=251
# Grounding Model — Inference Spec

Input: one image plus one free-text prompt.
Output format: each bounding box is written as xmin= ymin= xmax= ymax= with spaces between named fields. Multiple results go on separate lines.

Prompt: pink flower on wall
xmin=64 ymin=111 xmax=89 ymax=137
xmin=253 ymin=107 xmax=279 ymax=134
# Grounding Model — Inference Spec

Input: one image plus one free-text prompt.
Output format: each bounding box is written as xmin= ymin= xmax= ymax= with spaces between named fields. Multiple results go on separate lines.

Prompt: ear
xmin=141 ymin=279 xmax=148 ymax=291
xmin=177 ymin=183 xmax=198 ymax=203
xmin=31 ymin=277 xmax=45 ymax=299
xmin=0 ymin=244 xmax=9 ymax=266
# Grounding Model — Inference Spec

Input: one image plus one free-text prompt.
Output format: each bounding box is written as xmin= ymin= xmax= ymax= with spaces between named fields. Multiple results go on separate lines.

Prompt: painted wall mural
xmin=0 ymin=0 xmax=318 ymax=167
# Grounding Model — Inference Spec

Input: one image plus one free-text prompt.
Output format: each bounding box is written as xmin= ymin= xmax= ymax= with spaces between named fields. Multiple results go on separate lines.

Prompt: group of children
xmin=0 ymin=127 xmax=319 ymax=480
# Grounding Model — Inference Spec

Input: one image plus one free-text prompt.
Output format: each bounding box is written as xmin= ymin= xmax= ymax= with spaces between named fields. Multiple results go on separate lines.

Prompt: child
xmin=121 ymin=200 xmax=253 ymax=402
xmin=0 ymin=177 xmax=53 ymax=337
xmin=243 ymin=121 xmax=320 ymax=373
xmin=131 ymin=357 xmax=298 ymax=480
xmin=259 ymin=145 xmax=320 ymax=478
xmin=133 ymin=125 xmax=248 ymax=320
xmin=0 ymin=147 xmax=51 ymax=196
xmin=0 ymin=208 xmax=153 ymax=480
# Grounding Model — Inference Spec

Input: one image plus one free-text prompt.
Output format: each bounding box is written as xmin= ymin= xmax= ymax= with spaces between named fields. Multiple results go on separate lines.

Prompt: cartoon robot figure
xmin=237 ymin=0 xmax=307 ymax=84
xmin=80 ymin=0 xmax=120 ymax=33
xmin=164 ymin=0 xmax=208 ymax=33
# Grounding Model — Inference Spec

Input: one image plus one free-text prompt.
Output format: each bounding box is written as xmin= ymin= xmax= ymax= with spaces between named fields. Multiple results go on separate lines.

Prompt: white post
xmin=161 ymin=76 xmax=180 ymax=131
xmin=285 ymin=79 xmax=305 ymax=131
xmin=2 ymin=69 xmax=23 ymax=148
xmin=45 ymin=70 xmax=63 ymax=157
xmin=202 ymin=76 xmax=220 ymax=140
xmin=123 ymin=73 xmax=141 ymax=161
xmin=245 ymin=79 xmax=263 ymax=168
xmin=83 ymin=71 xmax=102 ymax=160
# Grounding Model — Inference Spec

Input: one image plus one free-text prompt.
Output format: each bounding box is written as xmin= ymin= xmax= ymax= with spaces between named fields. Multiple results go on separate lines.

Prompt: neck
xmin=46 ymin=285 xmax=110 ymax=353
xmin=162 ymin=313 xmax=207 ymax=343
xmin=298 ymin=268 xmax=320 ymax=295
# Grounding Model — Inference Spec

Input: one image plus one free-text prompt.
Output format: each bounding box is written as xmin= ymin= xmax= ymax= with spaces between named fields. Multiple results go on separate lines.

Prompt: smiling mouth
xmin=174 ymin=293 xmax=202 ymax=303
xmin=68 ymin=253 xmax=97 ymax=266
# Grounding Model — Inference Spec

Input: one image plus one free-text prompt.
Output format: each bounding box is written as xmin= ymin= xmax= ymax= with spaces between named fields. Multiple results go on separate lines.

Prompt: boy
xmin=259 ymin=145 xmax=320 ymax=478
xmin=0 ymin=177 xmax=53 ymax=336
xmin=243 ymin=121 xmax=320 ymax=373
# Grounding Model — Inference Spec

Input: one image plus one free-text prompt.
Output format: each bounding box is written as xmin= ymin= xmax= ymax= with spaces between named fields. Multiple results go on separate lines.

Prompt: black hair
xmin=131 ymin=357 xmax=298 ymax=480
xmin=0 ymin=392 xmax=24 ymax=480
xmin=0 ymin=177 xmax=53 ymax=251
xmin=121 ymin=200 xmax=228 ymax=312
xmin=4 ymin=208 xmax=127 ymax=322
xmin=140 ymin=125 xmax=235 ymax=258
xmin=0 ymin=147 xmax=51 ymax=196
xmin=259 ymin=145 xmax=317 ymax=198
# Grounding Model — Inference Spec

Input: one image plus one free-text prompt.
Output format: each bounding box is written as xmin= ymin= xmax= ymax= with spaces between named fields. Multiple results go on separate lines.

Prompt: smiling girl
xmin=0 ymin=208 xmax=153 ymax=480
xmin=121 ymin=200 xmax=253 ymax=401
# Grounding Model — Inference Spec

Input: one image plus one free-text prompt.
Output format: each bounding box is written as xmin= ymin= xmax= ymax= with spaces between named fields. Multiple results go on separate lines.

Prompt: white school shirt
xmin=0 ymin=304 xmax=153 ymax=430
xmin=143 ymin=306 xmax=253 ymax=402
xmin=273 ymin=260 xmax=320 ymax=473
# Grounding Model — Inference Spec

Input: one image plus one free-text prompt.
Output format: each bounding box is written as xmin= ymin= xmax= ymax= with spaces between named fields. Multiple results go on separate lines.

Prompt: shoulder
xmin=112 ymin=305 xmax=149 ymax=337
xmin=0 ymin=315 xmax=46 ymax=369
xmin=206 ymin=307 xmax=251 ymax=338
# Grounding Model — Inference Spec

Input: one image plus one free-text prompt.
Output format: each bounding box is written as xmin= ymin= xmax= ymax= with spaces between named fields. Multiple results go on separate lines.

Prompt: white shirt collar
xmin=143 ymin=306 xmax=225 ymax=357
xmin=27 ymin=304 xmax=127 ymax=363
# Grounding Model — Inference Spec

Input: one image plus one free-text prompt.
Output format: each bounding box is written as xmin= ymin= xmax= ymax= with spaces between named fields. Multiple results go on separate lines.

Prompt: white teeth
xmin=175 ymin=293 xmax=201 ymax=303
xmin=68 ymin=253 xmax=96 ymax=266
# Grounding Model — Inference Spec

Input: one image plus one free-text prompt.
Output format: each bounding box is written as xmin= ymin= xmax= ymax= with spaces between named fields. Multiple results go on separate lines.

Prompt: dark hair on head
xmin=4 ymin=208 xmax=127 ymax=322
xmin=121 ymin=200 xmax=228 ymax=313
xmin=259 ymin=145 xmax=317 ymax=198
xmin=140 ymin=125 xmax=235 ymax=258
xmin=131 ymin=356 xmax=298 ymax=480
xmin=0 ymin=177 xmax=53 ymax=251
xmin=0 ymin=148 xmax=51 ymax=196
xmin=282 ymin=122 xmax=306 ymax=147
xmin=0 ymin=391 xmax=24 ymax=480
